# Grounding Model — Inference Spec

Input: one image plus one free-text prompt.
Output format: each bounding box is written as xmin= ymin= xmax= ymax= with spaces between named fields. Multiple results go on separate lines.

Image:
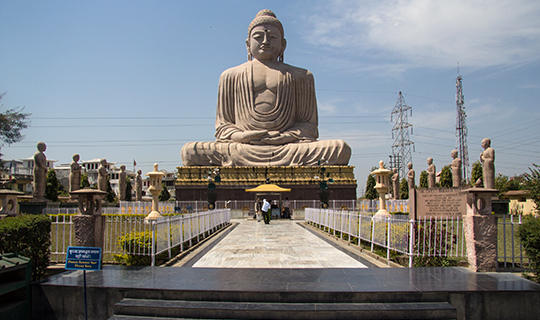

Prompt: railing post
xmin=387 ymin=217 xmax=391 ymax=262
xmin=151 ymin=221 xmax=156 ymax=267
xmin=409 ymin=219 xmax=414 ymax=268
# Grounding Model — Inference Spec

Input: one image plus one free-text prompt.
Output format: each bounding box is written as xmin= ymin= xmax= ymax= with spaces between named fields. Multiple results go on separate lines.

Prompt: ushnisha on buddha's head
xmin=246 ymin=9 xmax=287 ymax=62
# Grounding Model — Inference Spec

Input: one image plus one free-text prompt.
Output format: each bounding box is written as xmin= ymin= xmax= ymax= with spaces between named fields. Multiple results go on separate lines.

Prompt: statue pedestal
xmin=463 ymin=187 xmax=498 ymax=272
xmin=176 ymin=165 xmax=357 ymax=201
xmin=70 ymin=188 xmax=108 ymax=249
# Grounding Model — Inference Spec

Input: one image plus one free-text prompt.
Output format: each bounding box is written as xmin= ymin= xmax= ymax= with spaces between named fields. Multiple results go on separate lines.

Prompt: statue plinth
xmin=462 ymin=187 xmax=498 ymax=272
xmin=176 ymin=165 xmax=357 ymax=202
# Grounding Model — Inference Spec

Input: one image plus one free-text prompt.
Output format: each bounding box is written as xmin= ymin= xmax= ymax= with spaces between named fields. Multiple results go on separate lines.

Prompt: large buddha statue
xmin=181 ymin=9 xmax=351 ymax=166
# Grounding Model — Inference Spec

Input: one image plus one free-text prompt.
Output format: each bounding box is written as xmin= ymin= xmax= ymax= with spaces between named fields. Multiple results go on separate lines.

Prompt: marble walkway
xmin=187 ymin=219 xmax=370 ymax=268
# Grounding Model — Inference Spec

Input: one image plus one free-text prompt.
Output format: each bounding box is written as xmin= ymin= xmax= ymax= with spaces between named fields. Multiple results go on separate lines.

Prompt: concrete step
xmin=112 ymin=298 xmax=457 ymax=320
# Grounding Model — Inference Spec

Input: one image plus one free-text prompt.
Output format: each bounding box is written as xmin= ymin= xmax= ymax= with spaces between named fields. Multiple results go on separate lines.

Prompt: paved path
xmin=190 ymin=219 xmax=368 ymax=268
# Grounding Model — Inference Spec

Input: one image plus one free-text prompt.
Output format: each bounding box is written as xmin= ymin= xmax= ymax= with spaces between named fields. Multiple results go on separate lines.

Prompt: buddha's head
xmin=427 ymin=157 xmax=433 ymax=165
xmin=451 ymin=150 xmax=458 ymax=159
xmin=73 ymin=153 xmax=80 ymax=162
xmin=246 ymin=9 xmax=287 ymax=62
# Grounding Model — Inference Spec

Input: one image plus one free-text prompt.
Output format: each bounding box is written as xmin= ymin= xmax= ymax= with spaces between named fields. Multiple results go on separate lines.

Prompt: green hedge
xmin=516 ymin=215 xmax=540 ymax=282
xmin=0 ymin=214 xmax=51 ymax=280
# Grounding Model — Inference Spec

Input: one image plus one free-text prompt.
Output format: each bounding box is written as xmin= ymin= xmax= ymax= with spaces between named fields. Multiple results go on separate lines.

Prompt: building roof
xmin=245 ymin=184 xmax=291 ymax=193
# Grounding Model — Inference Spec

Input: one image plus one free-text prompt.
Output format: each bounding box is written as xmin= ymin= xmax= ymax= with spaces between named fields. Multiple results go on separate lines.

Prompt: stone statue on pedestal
xmin=181 ymin=9 xmax=351 ymax=167
xmin=33 ymin=141 xmax=47 ymax=200
xmin=480 ymin=138 xmax=495 ymax=189
xmin=427 ymin=157 xmax=436 ymax=188
xmin=407 ymin=162 xmax=415 ymax=190
xmin=118 ymin=165 xmax=127 ymax=201
xmin=392 ymin=168 xmax=399 ymax=199
xmin=69 ymin=153 xmax=81 ymax=196
xmin=97 ymin=159 xmax=108 ymax=192
xmin=135 ymin=169 xmax=143 ymax=201
xmin=450 ymin=150 xmax=462 ymax=187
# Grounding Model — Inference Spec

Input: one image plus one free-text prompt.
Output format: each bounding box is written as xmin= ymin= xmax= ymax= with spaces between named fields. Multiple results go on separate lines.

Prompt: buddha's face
xmin=248 ymin=24 xmax=284 ymax=61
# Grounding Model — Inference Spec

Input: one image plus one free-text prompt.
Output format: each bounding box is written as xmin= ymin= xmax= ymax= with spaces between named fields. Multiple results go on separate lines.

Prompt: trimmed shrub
xmin=113 ymin=230 xmax=152 ymax=266
xmin=0 ymin=214 xmax=51 ymax=280
xmin=516 ymin=215 xmax=540 ymax=282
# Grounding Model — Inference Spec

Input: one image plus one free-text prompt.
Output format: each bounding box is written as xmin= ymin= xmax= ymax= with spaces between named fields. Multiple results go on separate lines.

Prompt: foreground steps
xmin=108 ymin=298 xmax=457 ymax=320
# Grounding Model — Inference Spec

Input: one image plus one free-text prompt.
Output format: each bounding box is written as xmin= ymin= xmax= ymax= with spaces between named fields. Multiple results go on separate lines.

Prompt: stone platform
xmin=33 ymin=220 xmax=540 ymax=320
xmin=175 ymin=165 xmax=357 ymax=201
xmin=34 ymin=266 xmax=540 ymax=320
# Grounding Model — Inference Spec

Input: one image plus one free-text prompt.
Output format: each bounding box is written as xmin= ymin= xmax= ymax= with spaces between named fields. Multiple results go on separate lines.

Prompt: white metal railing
xmin=305 ymin=208 xmax=466 ymax=267
xmin=49 ymin=214 xmax=74 ymax=263
xmin=48 ymin=209 xmax=230 ymax=266
xmin=498 ymin=214 xmax=530 ymax=268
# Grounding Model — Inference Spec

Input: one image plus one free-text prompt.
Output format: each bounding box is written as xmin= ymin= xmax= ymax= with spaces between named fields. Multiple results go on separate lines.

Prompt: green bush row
xmin=0 ymin=214 xmax=51 ymax=280
xmin=516 ymin=216 xmax=540 ymax=282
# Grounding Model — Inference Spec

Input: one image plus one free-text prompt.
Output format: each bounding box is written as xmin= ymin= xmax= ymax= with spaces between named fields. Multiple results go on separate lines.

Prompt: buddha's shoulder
xmin=219 ymin=62 xmax=313 ymax=79
xmin=281 ymin=63 xmax=313 ymax=78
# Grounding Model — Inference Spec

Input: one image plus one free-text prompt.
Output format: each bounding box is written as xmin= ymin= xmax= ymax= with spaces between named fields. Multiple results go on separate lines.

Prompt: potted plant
xmin=315 ymin=159 xmax=334 ymax=208
xmin=203 ymin=165 xmax=221 ymax=210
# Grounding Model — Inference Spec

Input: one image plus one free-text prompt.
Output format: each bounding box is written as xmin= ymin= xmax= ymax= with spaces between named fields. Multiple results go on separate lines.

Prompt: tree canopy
xmin=419 ymin=170 xmax=428 ymax=188
xmin=471 ymin=160 xmax=483 ymax=185
xmin=399 ymin=178 xmax=409 ymax=199
xmin=159 ymin=183 xmax=171 ymax=201
xmin=439 ymin=165 xmax=452 ymax=188
xmin=0 ymin=92 xmax=31 ymax=151
xmin=364 ymin=174 xmax=377 ymax=200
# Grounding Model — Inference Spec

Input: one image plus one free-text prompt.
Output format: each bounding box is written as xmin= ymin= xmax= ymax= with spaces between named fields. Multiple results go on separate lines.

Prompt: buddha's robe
xmin=181 ymin=61 xmax=351 ymax=166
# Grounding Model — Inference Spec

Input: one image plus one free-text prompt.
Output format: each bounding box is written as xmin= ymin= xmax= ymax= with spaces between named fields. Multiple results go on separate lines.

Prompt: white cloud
xmin=303 ymin=0 xmax=540 ymax=72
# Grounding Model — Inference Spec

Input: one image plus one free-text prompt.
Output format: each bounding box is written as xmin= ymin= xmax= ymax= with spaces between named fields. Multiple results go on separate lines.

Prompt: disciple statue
xmin=450 ymin=150 xmax=462 ymax=187
xmin=392 ymin=168 xmax=399 ymax=199
xmin=97 ymin=159 xmax=108 ymax=192
xmin=118 ymin=165 xmax=127 ymax=201
xmin=407 ymin=162 xmax=415 ymax=190
xmin=181 ymin=9 xmax=351 ymax=166
xmin=69 ymin=153 xmax=81 ymax=196
xmin=33 ymin=141 xmax=47 ymax=199
xmin=427 ymin=157 xmax=436 ymax=188
xmin=480 ymin=138 xmax=495 ymax=189
xmin=135 ymin=169 xmax=143 ymax=201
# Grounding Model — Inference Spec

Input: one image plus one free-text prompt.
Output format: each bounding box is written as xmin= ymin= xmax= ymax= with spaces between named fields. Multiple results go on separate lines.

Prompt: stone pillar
xmin=463 ymin=187 xmax=498 ymax=272
xmin=70 ymin=188 xmax=108 ymax=248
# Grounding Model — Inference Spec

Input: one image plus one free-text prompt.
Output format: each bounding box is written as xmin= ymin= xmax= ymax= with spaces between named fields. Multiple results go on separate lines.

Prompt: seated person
xmin=181 ymin=9 xmax=351 ymax=167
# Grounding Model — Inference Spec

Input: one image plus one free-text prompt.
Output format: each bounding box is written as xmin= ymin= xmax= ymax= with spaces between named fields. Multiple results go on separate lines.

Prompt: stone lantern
xmin=70 ymin=188 xmax=108 ymax=248
xmin=145 ymin=163 xmax=165 ymax=221
xmin=0 ymin=189 xmax=24 ymax=216
xmin=371 ymin=160 xmax=392 ymax=217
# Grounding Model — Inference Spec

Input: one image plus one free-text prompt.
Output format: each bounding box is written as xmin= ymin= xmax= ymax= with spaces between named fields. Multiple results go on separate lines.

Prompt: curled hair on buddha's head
xmin=246 ymin=9 xmax=286 ymax=62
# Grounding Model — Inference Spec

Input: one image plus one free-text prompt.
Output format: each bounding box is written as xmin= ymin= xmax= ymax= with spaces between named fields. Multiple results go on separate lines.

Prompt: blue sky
xmin=1 ymin=0 xmax=539 ymax=195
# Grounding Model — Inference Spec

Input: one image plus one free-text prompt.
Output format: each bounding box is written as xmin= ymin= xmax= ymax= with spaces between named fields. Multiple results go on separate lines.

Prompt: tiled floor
xmin=191 ymin=219 xmax=368 ymax=268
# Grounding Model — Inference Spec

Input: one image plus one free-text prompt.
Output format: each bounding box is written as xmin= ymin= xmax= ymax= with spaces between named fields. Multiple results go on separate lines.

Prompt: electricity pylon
xmin=391 ymin=92 xmax=414 ymax=179
xmin=455 ymin=71 xmax=469 ymax=183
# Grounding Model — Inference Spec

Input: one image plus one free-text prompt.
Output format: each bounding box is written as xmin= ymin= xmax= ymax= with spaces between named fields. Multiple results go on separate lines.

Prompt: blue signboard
xmin=65 ymin=246 xmax=102 ymax=271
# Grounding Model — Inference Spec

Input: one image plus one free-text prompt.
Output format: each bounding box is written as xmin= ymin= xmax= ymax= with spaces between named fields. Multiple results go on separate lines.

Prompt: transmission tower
xmin=455 ymin=70 xmax=470 ymax=183
xmin=391 ymin=92 xmax=414 ymax=179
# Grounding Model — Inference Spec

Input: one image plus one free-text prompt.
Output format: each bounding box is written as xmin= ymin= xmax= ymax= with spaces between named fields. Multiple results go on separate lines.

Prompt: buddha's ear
xmin=282 ymin=38 xmax=287 ymax=51
xmin=246 ymin=38 xmax=252 ymax=61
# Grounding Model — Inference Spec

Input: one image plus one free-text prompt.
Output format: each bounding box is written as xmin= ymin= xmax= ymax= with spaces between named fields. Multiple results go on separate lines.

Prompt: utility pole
xmin=455 ymin=68 xmax=470 ymax=183
xmin=391 ymin=92 xmax=414 ymax=179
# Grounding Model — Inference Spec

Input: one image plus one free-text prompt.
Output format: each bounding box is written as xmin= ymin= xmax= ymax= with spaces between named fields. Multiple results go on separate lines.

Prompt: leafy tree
xmin=471 ymin=160 xmax=483 ymax=185
xmin=439 ymin=165 xmax=452 ymax=188
xmin=80 ymin=173 xmax=90 ymax=188
xmin=125 ymin=176 xmax=132 ymax=201
xmin=159 ymin=183 xmax=171 ymax=201
xmin=0 ymin=92 xmax=31 ymax=160
xmin=495 ymin=174 xmax=523 ymax=197
xmin=524 ymin=164 xmax=540 ymax=213
xmin=399 ymin=178 xmax=409 ymax=199
xmin=45 ymin=169 xmax=59 ymax=202
xmin=419 ymin=170 xmax=428 ymax=188
xmin=364 ymin=174 xmax=377 ymax=200
xmin=106 ymin=178 xmax=116 ymax=202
